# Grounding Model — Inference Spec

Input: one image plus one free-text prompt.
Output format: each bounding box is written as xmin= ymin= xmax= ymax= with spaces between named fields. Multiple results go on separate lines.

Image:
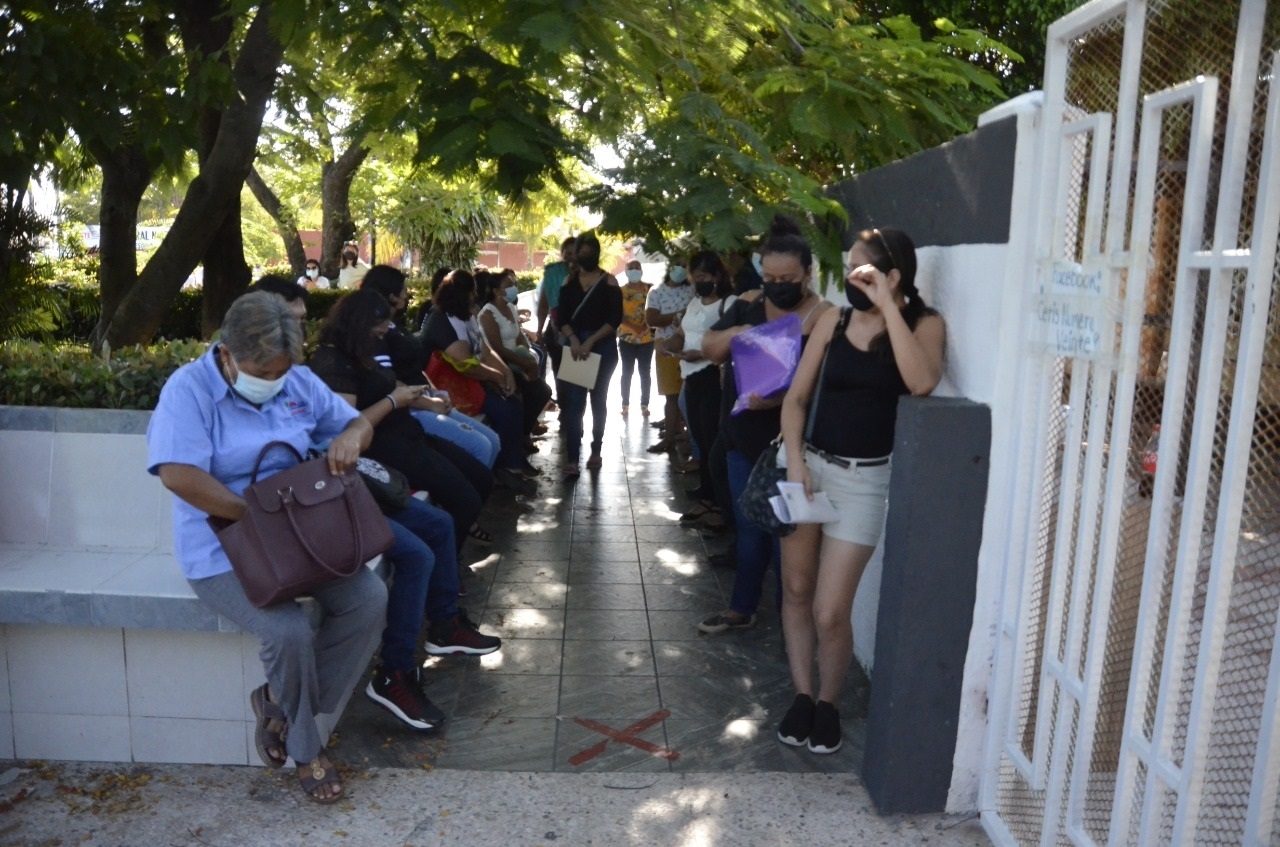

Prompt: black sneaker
xmin=366 ymin=668 xmax=443 ymax=731
xmin=777 ymin=693 xmax=814 ymax=747
xmin=808 ymin=700 xmax=842 ymax=754
xmin=426 ymin=615 xmax=502 ymax=655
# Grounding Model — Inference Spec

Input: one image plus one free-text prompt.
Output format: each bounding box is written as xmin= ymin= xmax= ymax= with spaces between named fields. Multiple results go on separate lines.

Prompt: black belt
xmin=804 ymin=443 xmax=889 ymax=469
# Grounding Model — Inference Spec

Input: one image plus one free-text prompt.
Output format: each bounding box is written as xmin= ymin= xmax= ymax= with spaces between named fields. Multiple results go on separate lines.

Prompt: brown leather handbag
xmin=212 ymin=441 xmax=395 ymax=608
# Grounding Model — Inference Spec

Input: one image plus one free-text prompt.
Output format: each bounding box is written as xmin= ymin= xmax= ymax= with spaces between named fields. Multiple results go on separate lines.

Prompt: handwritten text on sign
xmin=1034 ymin=262 xmax=1112 ymax=360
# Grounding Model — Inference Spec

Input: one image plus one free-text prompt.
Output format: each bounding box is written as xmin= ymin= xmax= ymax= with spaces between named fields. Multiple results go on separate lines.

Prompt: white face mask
xmin=229 ymin=363 xmax=288 ymax=404
xmin=306 ymin=268 xmax=319 ymax=279
xmin=625 ymin=269 xmax=643 ymax=282
xmin=505 ymin=285 xmax=519 ymax=304
xmin=669 ymin=266 xmax=687 ymax=284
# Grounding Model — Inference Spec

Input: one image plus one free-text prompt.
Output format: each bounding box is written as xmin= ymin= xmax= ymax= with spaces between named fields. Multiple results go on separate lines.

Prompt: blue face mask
xmin=669 ymin=266 xmax=687 ymax=284
xmin=505 ymin=285 xmax=519 ymax=304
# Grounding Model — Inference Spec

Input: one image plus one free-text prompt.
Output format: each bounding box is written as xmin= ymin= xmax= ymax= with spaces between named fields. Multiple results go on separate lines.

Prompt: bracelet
xmin=385 ymin=393 xmax=398 ymax=410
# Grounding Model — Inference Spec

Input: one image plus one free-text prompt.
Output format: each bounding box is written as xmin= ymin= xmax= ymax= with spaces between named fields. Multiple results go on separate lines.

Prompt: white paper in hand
xmin=557 ymin=352 xmax=602 ymax=389
xmin=770 ymin=482 xmax=840 ymax=524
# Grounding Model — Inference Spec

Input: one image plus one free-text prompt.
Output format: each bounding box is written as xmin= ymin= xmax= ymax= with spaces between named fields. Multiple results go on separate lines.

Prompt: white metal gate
xmin=982 ymin=1 xmax=1280 ymax=844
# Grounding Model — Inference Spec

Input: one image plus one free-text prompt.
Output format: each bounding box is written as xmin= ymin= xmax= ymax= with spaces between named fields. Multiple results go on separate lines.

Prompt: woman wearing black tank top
xmin=774 ymin=228 xmax=945 ymax=755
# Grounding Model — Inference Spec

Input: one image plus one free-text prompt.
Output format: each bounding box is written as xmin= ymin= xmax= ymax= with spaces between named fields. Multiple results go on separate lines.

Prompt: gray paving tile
xmin=453 ymin=672 xmax=560 ymax=719
xmin=634 ymin=524 xmax=705 ymax=543
xmin=640 ymin=559 xmax=717 ymax=585
xmin=567 ymin=561 xmax=644 ymax=585
xmin=658 ymin=673 xmax=795 ymax=724
xmin=479 ymin=607 xmax=565 ymax=640
xmin=488 ymin=560 xmax=570 ymax=584
xmin=554 ymin=712 xmax=674 ymax=773
xmin=471 ymin=638 xmax=564 ymax=675
xmin=647 ymin=610 xmax=709 ymax=641
xmin=558 ymin=675 xmax=662 ymax=719
xmin=653 ymin=637 xmax=784 ymax=678
xmin=637 ymin=541 xmax=708 ymax=564
xmin=486 ymin=582 xmax=568 ymax=609
xmin=560 ymin=639 xmax=656 ymax=677
xmin=570 ymin=541 xmax=640 ymax=564
xmin=430 ymin=717 xmax=558 ymax=771
xmin=642 ymin=582 xmax=725 ymax=610
xmin=564 ymin=583 xmax=648 ymax=610
xmin=571 ymin=524 xmax=639 ymax=543
xmin=504 ymin=539 xmax=573 ymax=560
xmin=563 ymin=609 xmax=650 ymax=641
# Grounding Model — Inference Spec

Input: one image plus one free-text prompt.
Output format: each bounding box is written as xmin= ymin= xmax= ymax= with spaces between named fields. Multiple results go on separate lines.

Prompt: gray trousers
xmin=189 ymin=568 xmax=387 ymax=764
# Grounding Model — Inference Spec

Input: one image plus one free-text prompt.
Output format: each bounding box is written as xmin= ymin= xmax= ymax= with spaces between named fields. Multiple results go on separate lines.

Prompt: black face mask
xmin=762 ymin=281 xmax=804 ymax=310
xmin=343 ymin=252 xmax=357 ymax=263
xmin=578 ymin=253 xmax=600 ymax=272
xmin=695 ymin=281 xmax=716 ymax=297
xmin=845 ymin=283 xmax=875 ymax=311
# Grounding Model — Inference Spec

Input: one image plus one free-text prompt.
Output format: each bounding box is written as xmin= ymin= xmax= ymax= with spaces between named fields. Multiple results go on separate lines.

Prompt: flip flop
xmin=298 ymin=756 xmax=343 ymax=805
xmin=249 ymin=684 xmax=288 ymax=768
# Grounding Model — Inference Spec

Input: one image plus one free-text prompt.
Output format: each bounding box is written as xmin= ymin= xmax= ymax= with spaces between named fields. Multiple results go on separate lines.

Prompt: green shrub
xmin=0 ymin=339 xmax=207 ymax=410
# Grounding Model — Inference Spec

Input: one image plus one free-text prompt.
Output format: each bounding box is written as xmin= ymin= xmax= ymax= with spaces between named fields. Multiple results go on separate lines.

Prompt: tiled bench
xmin=0 ymin=406 xmax=383 ymax=765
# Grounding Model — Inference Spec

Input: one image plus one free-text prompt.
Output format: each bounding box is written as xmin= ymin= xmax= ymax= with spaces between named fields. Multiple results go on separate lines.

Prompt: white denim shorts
xmin=778 ymin=444 xmax=892 ymax=546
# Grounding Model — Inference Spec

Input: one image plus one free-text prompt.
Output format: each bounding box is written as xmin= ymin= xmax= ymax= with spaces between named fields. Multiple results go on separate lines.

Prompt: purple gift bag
xmin=730 ymin=312 xmax=802 ymax=415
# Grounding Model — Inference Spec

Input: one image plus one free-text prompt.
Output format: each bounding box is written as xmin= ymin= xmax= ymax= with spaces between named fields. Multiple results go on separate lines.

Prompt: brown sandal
xmin=298 ymin=755 xmax=343 ymax=804
xmin=249 ymin=684 xmax=288 ymax=768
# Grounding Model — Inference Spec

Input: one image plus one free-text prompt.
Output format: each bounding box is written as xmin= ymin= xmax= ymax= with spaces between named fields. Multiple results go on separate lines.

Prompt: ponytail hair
xmin=761 ymin=214 xmax=812 ymax=272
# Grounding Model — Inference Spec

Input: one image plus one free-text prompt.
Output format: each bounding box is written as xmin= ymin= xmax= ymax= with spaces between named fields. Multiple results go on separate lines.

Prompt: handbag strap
xmin=569 ymin=275 xmax=605 ymax=327
xmin=804 ymin=307 xmax=853 ymax=443
xmin=278 ymin=475 xmax=369 ymax=575
xmin=250 ymin=441 xmax=305 ymax=484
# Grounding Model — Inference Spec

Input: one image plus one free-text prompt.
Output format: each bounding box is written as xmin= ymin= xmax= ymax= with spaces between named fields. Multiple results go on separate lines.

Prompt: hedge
xmin=0 ymin=339 xmax=208 ymax=411
xmin=46 ymin=270 xmax=543 ymax=343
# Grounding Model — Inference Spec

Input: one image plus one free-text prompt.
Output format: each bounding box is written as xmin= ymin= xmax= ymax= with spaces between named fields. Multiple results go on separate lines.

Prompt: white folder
xmin=557 ymin=352 xmax=602 ymax=389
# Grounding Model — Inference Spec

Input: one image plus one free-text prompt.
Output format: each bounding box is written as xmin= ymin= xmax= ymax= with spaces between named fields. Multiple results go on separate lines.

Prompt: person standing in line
xmin=617 ymin=259 xmax=655 ymax=416
xmin=646 ymin=257 xmax=694 ymax=453
xmin=668 ymin=251 xmax=736 ymax=527
xmin=556 ymin=231 xmax=623 ymax=478
xmin=697 ymin=215 xmax=834 ymax=637
xmin=774 ymin=227 xmax=944 ymax=755
xmin=536 ymin=237 xmax=577 ymax=398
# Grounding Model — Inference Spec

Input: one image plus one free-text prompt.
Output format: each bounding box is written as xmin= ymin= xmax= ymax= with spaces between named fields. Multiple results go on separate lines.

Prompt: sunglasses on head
xmin=871 ymin=228 xmax=900 ymax=272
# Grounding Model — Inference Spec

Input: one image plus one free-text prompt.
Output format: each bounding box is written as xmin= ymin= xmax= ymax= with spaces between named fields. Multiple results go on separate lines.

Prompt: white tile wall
xmin=129 ymin=716 xmax=248 ymax=765
xmin=12 ymin=712 xmax=132 ymax=762
xmin=8 ymin=624 xmax=129 ymax=716
xmin=0 ymin=431 xmax=52 ymax=544
xmin=157 ymin=492 xmax=176 ymax=554
xmin=49 ymin=433 xmax=160 ymax=549
xmin=125 ymin=630 xmax=244 ymax=721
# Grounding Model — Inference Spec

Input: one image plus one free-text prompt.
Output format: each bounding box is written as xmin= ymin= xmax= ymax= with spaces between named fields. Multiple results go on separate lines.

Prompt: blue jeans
xmin=559 ymin=335 xmax=619 ymax=464
xmin=618 ymin=340 xmax=653 ymax=407
xmin=727 ymin=448 xmax=781 ymax=617
xmin=411 ymin=408 xmax=500 ymax=469
xmin=383 ymin=498 xmax=463 ymax=674
xmin=482 ymin=389 xmax=528 ymax=471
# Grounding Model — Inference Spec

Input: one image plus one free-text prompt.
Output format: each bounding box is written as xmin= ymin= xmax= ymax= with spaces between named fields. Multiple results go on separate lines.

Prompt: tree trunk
xmin=319 ymin=140 xmax=369 ymax=278
xmin=199 ymin=194 xmax=252 ymax=338
xmin=101 ymin=3 xmax=284 ymax=348
xmin=246 ymin=166 xmax=307 ymax=276
xmin=89 ymin=145 xmax=153 ymax=351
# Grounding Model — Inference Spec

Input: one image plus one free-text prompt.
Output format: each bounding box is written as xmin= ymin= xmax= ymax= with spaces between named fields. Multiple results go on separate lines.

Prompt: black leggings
xmin=517 ymin=373 xmax=553 ymax=436
xmin=683 ymin=365 xmax=723 ymax=500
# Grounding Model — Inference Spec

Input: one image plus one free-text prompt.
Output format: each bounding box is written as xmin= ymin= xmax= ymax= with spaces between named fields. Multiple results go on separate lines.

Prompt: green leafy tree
xmin=384 ymin=177 xmax=501 ymax=273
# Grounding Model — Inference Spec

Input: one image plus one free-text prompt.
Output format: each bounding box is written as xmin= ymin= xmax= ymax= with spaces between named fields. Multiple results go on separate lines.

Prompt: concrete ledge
xmin=0 ymin=406 xmax=386 ymax=765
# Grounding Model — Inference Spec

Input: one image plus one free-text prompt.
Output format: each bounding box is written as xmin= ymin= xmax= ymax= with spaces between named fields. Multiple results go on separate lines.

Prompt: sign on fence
xmin=1031 ymin=261 xmax=1116 ymax=361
